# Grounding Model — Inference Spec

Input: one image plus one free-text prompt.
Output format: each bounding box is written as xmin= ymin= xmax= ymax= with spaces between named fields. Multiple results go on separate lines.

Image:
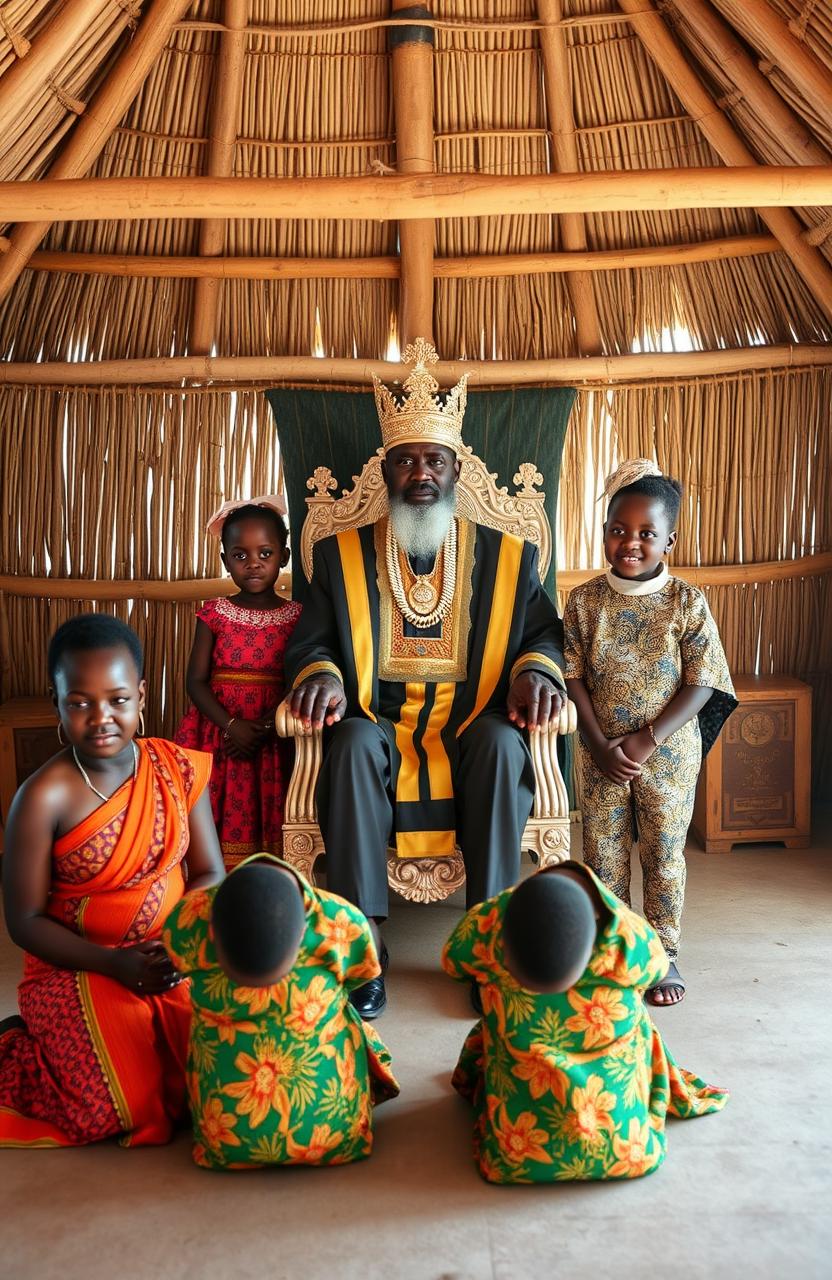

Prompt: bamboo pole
xmin=537 ymin=0 xmax=602 ymax=356
xmin=734 ymin=0 xmax=832 ymax=121
xmin=19 ymin=235 xmax=780 ymax=279
xmin=2 ymin=552 xmax=830 ymax=602
xmin=172 ymin=13 xmax=633 ymax=39
xmin=0 ymin=0 xmax=111 ymax=138
xmin=0 ymin=0 xmax=194 ymax=304
xmin=617 ymin=0 xmax=832 ymax=327
xmin=2 ymin=168 xmax=832 ymax=225
xmin=678 ymin=0 xmax=830 ymax=166
xmin=390 ymin=2 xmax=435 ymax=347
xmin=190 ymin=0 xmax=248 ymax=356
xmin=1 ymin=343 xmax=830 ymax=387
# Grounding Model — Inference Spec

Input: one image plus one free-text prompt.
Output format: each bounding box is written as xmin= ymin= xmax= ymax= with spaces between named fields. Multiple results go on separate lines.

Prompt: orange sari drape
xmin=0 ymin=738 xmax=211 ymax=1148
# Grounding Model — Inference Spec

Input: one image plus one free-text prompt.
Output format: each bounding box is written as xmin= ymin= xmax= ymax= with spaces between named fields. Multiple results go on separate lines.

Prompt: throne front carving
xmin=276 ymin=447 xmax=576 ymax=903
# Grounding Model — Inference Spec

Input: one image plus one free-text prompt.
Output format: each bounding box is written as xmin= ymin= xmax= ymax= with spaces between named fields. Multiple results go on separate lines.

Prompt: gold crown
xmin=372 ymin=338 xmax=468 ymax=454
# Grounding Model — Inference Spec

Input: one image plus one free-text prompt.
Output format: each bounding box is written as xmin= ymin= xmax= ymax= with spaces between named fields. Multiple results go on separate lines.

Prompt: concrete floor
xmin=1 ymin=816 xmax=831 ymax=1280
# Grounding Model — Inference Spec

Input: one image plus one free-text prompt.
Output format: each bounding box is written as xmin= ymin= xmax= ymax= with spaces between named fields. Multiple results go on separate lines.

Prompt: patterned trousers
xmin=578 ymin=725 xmax=701 ymax=959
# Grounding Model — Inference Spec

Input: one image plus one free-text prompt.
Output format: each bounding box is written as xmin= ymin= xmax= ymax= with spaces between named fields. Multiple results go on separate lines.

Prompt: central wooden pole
xmin=537 ymin=0 xmax=602 ymax=355
xmin=390 ymin=3 xmax=435 ymax=347
xmin=190 ymin=0 xmax=248 ymax=355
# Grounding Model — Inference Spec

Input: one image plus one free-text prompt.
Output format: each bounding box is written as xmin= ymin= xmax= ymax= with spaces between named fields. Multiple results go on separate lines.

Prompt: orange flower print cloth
xmin=442 ymin=863 xmax=727 ymax=1184
xmin=163 ymin=857 xmax=399 ymax=1170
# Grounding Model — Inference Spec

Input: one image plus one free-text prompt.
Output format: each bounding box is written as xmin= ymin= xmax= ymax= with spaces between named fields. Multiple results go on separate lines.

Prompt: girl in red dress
xmin=176 ymin=497 xmax=301 ymax=869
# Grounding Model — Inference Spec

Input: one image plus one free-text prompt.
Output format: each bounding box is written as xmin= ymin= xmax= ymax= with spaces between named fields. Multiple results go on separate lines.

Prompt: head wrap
xmin=205 ymin=494 xmax=288 ymax=538
xmin=598 ymin=458 xmax=663 ymax=506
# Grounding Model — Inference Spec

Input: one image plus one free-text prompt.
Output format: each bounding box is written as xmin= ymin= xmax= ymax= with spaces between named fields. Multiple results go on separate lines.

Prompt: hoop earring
xmin=138 ymin=712 xmax=146 ymax=737
xmin=57 ymin=722 xmax=67 ymax=746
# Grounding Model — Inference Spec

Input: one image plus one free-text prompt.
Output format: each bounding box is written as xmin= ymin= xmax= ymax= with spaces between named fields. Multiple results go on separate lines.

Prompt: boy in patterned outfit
xmin=163 ymin=855 xmax=398 ymax=1169
xmin=443 ymin=863 xmax=727 ymax=1184
xmin=563 ymin=461 xmax=736 ymax=1006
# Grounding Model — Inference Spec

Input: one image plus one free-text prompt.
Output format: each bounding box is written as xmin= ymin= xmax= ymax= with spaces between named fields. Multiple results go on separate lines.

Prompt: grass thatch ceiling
xmin=0 ymin=0 xmax=830 ymax=364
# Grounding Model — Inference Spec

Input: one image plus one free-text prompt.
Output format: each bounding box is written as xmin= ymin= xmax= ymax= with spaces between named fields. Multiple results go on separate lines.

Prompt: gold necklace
xmin=385 ymin=518 xmax=458 ymax=629
xmin=72 ymin=741 xmax=138 ymax=803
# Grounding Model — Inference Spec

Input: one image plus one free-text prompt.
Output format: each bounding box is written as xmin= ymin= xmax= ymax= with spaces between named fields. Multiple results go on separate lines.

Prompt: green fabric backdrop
xmin=265 ymin=386 xmax=576 ymax=602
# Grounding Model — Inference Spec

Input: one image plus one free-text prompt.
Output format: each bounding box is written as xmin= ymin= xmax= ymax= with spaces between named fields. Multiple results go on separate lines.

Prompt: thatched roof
xmin=0 ymin=0 xmax=831 ymax=363
xmin=0 ymin=3 xmax=830 ymax=786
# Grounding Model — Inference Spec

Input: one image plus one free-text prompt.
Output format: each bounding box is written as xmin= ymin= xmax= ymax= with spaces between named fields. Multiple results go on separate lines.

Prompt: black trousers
xmin=316 ymin=714 xmax=535 ymax=918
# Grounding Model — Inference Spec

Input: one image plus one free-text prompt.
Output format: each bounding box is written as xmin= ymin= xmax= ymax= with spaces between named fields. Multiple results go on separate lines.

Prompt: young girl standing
xmin=176 ymin=496 xmax=301 ymax=870
xmin=563 ymin=460 xmax=737 ymax=1007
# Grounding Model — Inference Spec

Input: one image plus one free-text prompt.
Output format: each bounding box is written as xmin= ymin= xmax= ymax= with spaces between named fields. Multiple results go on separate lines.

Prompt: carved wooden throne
xmin=275 ymin=444 xmax=577 ymax=903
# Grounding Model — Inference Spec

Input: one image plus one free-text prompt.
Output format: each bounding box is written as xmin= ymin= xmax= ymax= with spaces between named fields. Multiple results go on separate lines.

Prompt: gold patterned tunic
xmin=563 ymin=569 xmax=736 ymax=956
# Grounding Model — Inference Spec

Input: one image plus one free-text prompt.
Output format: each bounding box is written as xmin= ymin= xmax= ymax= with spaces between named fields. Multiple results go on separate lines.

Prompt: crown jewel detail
xmin=373 ymin=338 xmax=468 ymax=454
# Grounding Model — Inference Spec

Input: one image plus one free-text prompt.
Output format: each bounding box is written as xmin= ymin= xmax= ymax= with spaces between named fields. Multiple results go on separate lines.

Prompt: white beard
xmin=389 ymin=491 xmax=456 ymax=559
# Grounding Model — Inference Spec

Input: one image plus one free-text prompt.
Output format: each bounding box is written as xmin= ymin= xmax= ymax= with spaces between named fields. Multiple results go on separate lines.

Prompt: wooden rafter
xmin=189 ymin=0 xmax=248 ymax=356
xmin=537 ymin=0 xmax=602 ymax=356
xmin=617 ymin=0 xmax=832 ymax=327
xmin=390 ymin=1 xmax=435 ymax=347
xmin=18 ymin=234 xmax=780 ymax=279
xmin=0 ymin=0 xmax=112 ymax=139
xmin=2 ymin=168 xmax=832 ymax=225
xmin=0 ymin=0 xmax=194 ymax=304
xmin=678 ymin=0 xmax=830 ymax=165
xmin=1 ymin=343 xmax=829 ymax=387
xmin=728 ymin=0 xmax=832 ymax=121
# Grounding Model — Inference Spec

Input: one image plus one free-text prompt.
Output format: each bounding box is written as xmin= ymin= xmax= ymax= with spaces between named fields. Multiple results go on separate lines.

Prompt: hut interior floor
xmin=2 ymin=813 xmax=830 ymax=1280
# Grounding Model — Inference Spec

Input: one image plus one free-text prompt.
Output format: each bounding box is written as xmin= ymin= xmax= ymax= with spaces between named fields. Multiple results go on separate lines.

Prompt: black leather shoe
xmin=350 ymin=975 xmax=387 ymax=1020
xmin=470 ymin=981 xmax=484 ymax=1016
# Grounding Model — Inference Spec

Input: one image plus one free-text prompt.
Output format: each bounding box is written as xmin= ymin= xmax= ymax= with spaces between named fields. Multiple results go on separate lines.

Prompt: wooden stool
xmin=691 ymin=675 xmax=811 ymax=853
xmin=0 ymin=696 xmax=60 ymax=851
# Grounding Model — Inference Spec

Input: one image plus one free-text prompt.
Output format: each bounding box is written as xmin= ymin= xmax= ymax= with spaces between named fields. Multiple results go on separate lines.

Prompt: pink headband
xmin=206 ymin=494 xmax=288 ymax=538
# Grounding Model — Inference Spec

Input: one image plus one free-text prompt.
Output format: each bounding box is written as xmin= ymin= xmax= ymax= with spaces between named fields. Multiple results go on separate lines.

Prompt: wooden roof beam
xmin=0 ymin=0 xmax=194 ymax=304
xmin=1 ymin=343 xmax=830 ymax=387
xmin=617 ymin=0 xmax=832 ymax=327
xmin=1 ymin=168 xmax=831 ymax=222
xmin=19 ymin=234 xmax=780 ymax=279
xmin=390 ymin=3 xmax=435 ymax=348
xmin=724 ymin=0 xmax=832 ymax=122
xmin=189 ymin=0 xmax=248 ymax=356
xmin=678 ymin=0 xmax=830 ymax=165
xmin=0 ymin=0 xmax=113 ymax=140
xmin=537 ymin=0 xmax=602 ymax=356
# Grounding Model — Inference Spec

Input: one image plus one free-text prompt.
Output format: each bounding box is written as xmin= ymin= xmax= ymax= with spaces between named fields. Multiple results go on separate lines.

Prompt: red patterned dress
xmin=176 ymin=597 xmax=301 ymax=869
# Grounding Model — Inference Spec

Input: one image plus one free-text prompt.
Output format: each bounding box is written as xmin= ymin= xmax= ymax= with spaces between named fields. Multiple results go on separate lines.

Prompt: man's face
xmin=382 ymin=442 xmax=460 ymax=506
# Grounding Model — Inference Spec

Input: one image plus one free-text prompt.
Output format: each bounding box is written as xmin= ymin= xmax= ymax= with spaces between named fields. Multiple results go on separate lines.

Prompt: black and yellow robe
xmin=285 ymin=517 xmax=565 ymax=860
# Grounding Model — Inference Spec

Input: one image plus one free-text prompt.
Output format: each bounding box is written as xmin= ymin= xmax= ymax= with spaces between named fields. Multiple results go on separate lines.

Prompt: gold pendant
xmin=406 ymin=575 xmax=440 ymax=616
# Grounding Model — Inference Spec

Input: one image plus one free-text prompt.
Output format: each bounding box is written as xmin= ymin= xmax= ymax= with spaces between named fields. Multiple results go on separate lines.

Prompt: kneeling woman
xmin=0 ymin=615 xmax=224 ymax=1147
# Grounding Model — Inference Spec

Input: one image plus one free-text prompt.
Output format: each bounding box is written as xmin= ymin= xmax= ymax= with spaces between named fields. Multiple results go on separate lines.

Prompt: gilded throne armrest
xmin=275 ymin=698 xmax=577 ymax=903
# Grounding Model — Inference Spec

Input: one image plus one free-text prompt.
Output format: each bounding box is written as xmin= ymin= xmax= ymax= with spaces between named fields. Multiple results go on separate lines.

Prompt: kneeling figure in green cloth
xmin=442 ymin=862 xmax=727 ymax=1184
xmin=163 ymin=855 xmax=399 ymax=1170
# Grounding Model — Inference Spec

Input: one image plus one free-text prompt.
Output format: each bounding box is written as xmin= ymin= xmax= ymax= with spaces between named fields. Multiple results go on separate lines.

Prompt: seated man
xmin=285 ymin=340 xmax=566 ymax=1018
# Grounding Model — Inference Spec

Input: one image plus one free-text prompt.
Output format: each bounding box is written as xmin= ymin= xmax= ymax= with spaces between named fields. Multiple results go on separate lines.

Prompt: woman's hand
xmin=108 ymin=940 xmax=184 ymax=995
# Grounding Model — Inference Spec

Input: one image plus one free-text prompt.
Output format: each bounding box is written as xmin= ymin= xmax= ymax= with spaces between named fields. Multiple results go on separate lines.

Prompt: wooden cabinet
xmin=691 ymin=675 xmax=811 ymax=853
xmin=0 ymin=697 xmax=60 ymax=851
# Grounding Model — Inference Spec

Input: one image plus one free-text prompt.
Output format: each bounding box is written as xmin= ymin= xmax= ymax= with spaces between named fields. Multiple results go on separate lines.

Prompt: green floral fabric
xmin=163 ymin=860 xmax=399 ymax=1170
xmin=442 ymin=863 xmax=728 ymax=1184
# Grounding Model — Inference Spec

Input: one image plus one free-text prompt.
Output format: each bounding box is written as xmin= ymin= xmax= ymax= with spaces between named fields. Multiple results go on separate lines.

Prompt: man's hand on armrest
xmin=507 ymin=672 xmax=566 ymax=732
xmin=287 ymin=675 xmax=348 ymax=730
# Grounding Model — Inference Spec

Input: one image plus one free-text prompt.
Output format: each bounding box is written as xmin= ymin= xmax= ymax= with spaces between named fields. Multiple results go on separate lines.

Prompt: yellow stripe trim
xmin=509 ymin=653 xmax=564 ymax=687
xmin=77 ymin=971 xmax=132 ymax=1133
xmin=394 ymin=683 xmax=426 ymax=804
xmin=336 ymin=530 xmax=376 ymax=722
xmin=457 ymin=533 xmax=524 ymax=737
xmin=396 ymin=829 xmax=457 ymax=858
xmin=291 ymin=660 xmax=343 ymax=691
xmin=422 ymin=681 xmax=455 ymax=800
